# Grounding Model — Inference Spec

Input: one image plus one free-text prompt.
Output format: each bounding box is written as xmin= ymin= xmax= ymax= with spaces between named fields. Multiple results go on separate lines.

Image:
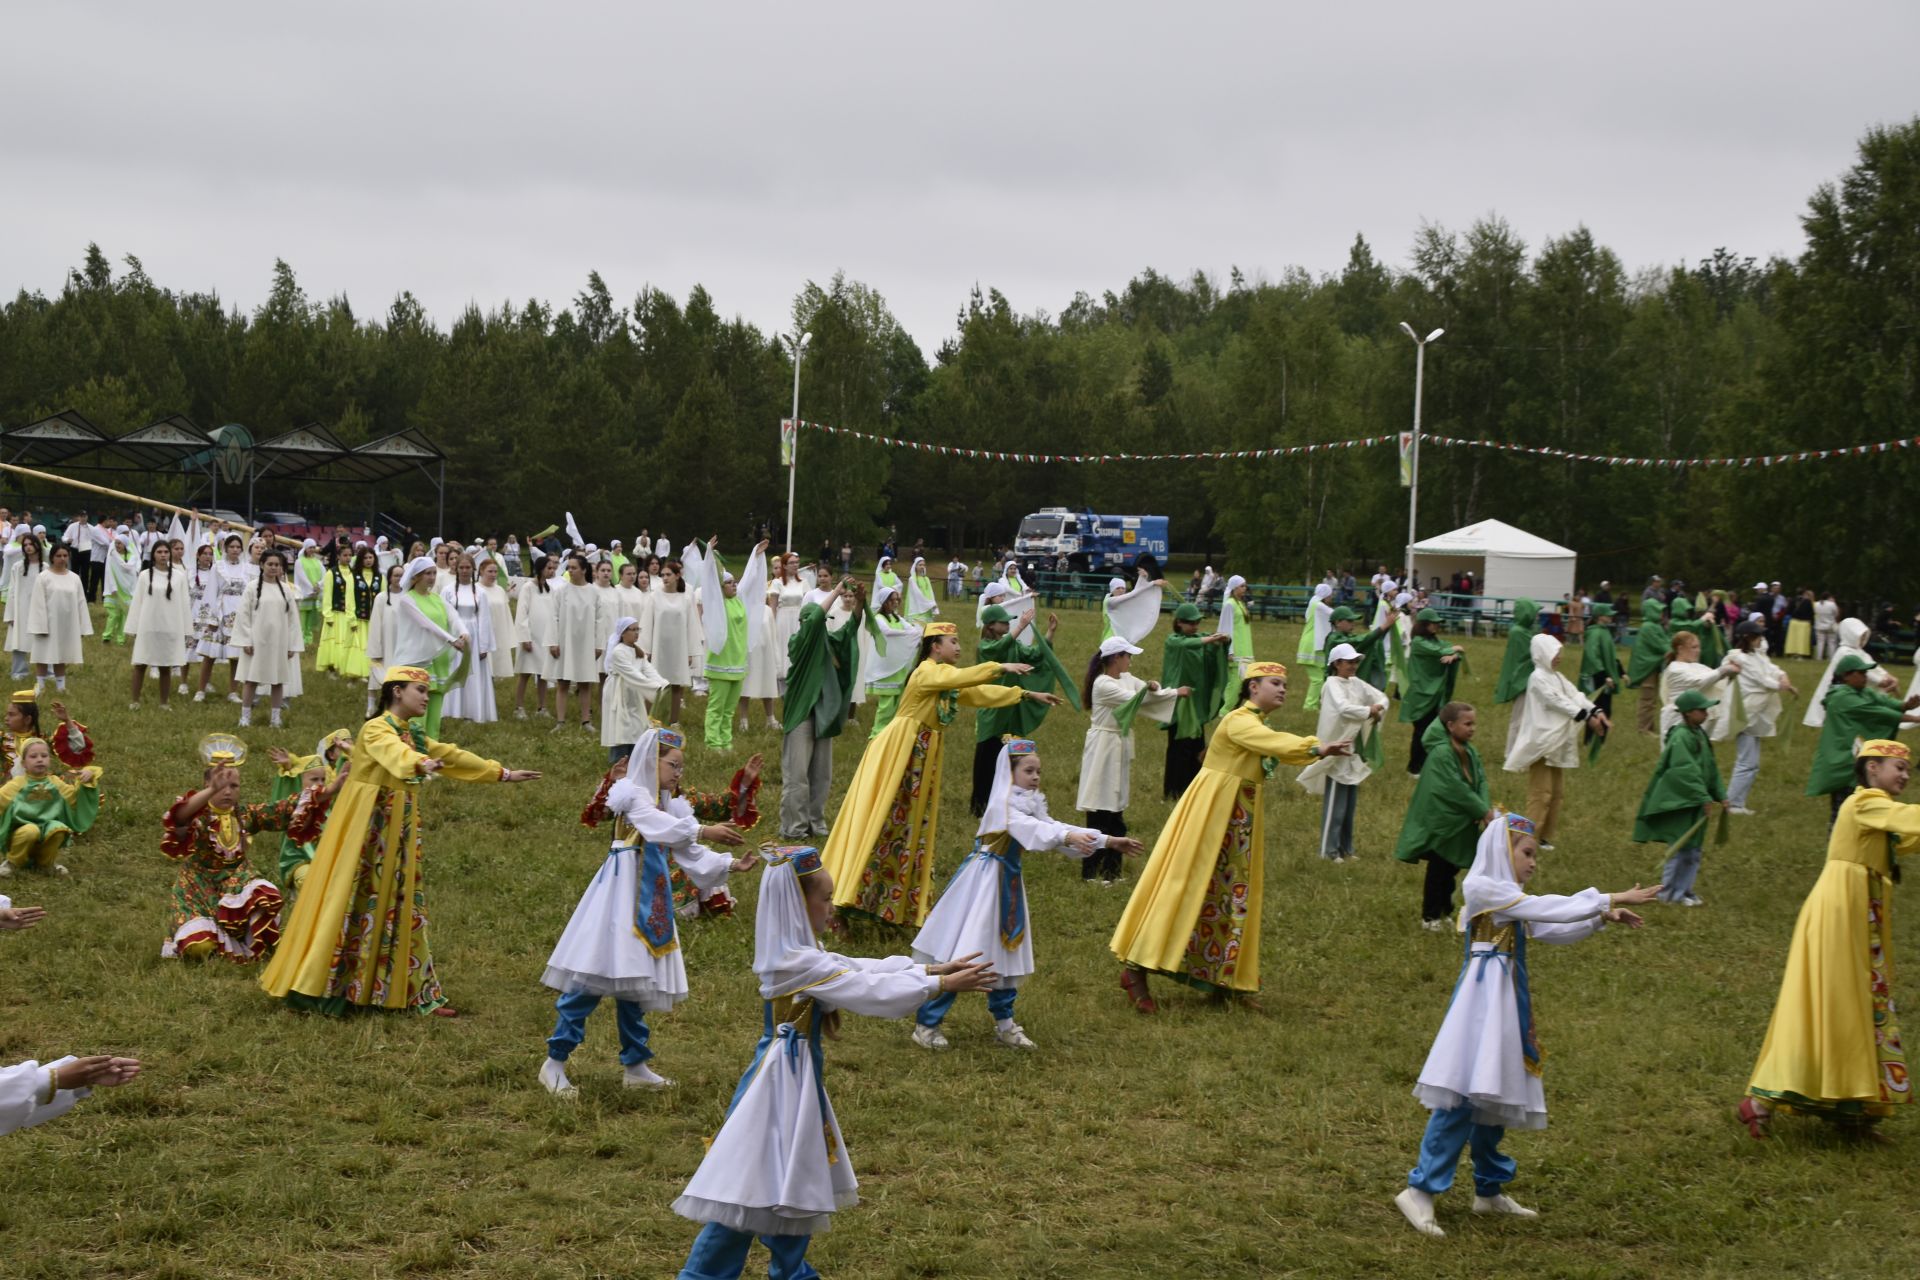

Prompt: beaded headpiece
xmin=763 ymin=845 xmax=824 ymax=876
xmin=1245 ymin=661 xmax=1288 ymax=679
xmin=656 ymin=728 xmax=686 ymax=751
xmin=1504 ymin=812 xmax=1537 ymax=837
xmin=1002 ymin=736 xmax=1038 ymax=755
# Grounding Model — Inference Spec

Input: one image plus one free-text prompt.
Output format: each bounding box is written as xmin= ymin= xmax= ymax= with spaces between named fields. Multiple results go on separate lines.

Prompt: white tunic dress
xmin=26 ymin=570 xmax=91 ymax=665
xmin=1658 ymin=660 xmax=1734 ymax=740
xmin=1413 ymin=890 xmax=1609 ymax=1130
xmin=742 ymin=593 xmax=782 ymax=700
xmin=232 ymin=583 xmax=304 ymax=688
xmin=601 ymin=648 xmax=669 ymax=749
xmin=3 ymin=562 xmax=41 ymax=653
xmin=672 ymin=956 xmax=942 ymax=1236
xmin=364 ymin=593 xmax=398 ymax=691
xmin=541 ymin=780 xmax=733 ymax=1007
xmin=1504 ymin=643 xmax=1596 ymax=772
xmin=610 ymin=584 xmax=651 ymax=655
xmin=912 ymin=788 xmax=1099 ymax=988
xmin=440 ymin=583 xmax=497 ymax=723
xmin=649 ymin=590 xmax=698 ymax=688
xmin=513 ymin=580 xmax=558 ymax=680
xmin=483 ymin=583 xmax=517 ymax=680
xmin=195 ymin=560 xmax=249 ymax=659
xmin=552 ymin=581 xmax=601 ymax=684
xmin=1075 ymin=672 xmax=1179 ymax=813
xmin=127 ymin=566 xmax=192 ymax=668
xmin=773 ymin=581 xmax=808 ymax=677
xmin=1728 ymin=648 xmax=1789 ymax=738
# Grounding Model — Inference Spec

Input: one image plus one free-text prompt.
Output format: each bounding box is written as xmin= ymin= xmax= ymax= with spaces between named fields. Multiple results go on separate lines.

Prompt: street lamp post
xmin=782 ymin=329 xmax=812 ymax=555
xmin=1398 ymin=322 xmax=1444 ymax=590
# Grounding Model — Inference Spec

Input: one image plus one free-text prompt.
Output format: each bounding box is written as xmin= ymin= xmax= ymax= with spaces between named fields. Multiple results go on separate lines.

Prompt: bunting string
xmin=785 ymin=419 xmax=1920 ymax=469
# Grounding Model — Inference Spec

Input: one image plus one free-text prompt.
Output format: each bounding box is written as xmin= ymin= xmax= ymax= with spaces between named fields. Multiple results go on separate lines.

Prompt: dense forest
xmin=1 ymin=121 xmax=1915 ymax=594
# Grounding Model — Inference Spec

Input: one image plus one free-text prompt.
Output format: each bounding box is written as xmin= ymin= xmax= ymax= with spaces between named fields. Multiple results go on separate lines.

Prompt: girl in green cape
xmin=1394 ymin=702 xmax=1493 ymax=930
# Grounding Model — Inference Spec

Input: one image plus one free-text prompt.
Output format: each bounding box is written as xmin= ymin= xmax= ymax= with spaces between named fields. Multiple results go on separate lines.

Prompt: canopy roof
xmin=0 ymin=412 xmax=441 ymax=483
xmin=1409 ymin=518 xmax=1574 ymax=560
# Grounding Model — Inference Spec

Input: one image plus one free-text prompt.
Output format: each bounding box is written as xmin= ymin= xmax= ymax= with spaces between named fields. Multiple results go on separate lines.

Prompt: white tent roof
xmin=1409 ymin=518 xmax=1574 ymax=560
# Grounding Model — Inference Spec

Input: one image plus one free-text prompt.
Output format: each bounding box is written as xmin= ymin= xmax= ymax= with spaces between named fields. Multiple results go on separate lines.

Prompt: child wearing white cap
xmin=1298 ymin=641 xmax=1389 ymax=860
xmin=1075 ymin=635 xmax=1184 ymax=883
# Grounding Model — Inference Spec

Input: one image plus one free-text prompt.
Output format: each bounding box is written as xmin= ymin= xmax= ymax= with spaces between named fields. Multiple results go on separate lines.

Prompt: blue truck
xmin=1013 ymin=507 xmax=1170 ymax=573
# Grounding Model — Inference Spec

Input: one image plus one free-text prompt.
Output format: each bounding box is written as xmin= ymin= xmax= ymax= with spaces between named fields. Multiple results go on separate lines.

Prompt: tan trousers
xmin=1526 ymin=763 xmax=1566 ymax=844
xmin=1637 ymin=683 xmax=1658 ymax=735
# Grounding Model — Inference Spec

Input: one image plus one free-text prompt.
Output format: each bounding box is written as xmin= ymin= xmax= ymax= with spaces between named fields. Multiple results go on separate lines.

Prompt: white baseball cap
xmin=1098 ymin=636 xmax=1142 ymax=658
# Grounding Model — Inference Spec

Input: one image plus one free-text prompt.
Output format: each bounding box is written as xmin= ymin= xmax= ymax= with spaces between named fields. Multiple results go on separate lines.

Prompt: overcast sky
xmin=7 ymin=2 xmax=1916 ymax=353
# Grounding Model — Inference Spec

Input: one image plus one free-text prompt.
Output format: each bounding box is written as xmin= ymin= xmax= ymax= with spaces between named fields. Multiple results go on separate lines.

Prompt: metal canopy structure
xmin=0 ymin=411 xmax=449 ymax=534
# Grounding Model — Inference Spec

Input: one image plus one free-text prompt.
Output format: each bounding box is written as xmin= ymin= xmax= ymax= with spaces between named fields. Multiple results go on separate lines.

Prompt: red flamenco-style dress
xmin=161 ymin=784 xmax=331 ymax=961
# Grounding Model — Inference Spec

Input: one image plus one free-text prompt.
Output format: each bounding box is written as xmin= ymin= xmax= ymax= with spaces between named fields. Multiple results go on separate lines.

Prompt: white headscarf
xmin=976 ymin=738 xmax=1043 ymax=838
xmin=604 ymin=614 xmax=639 ymax=674
xmin=1458 ymin=811 xmax=1532 ymax=930
xmin=753 ymin=849 xmax=847 ymax=1000
xmin=1108 ymin=577 xmax=1127 ymax=593
xmin=400 ymin=556 xmax=436 ymax=590
xmin=1216 ymin=576 xmax=1248 ymax=639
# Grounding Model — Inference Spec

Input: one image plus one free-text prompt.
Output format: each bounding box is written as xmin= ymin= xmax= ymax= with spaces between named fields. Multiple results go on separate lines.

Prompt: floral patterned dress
xmin=161 ymin=786 xmax=326 ymax=961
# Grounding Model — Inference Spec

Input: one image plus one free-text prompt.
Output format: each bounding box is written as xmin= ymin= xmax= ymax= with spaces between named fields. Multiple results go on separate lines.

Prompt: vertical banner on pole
xmin=1398 ymin=432 xmax=1414 ymax=487
xmin=780 ymin=418 xmax=796 ymax=467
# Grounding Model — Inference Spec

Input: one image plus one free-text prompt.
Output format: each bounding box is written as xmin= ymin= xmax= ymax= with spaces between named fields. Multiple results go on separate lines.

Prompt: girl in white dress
xmin=1502 ymin=635 xmax=1607 ymax=851
xmin=740 ymin=573 xmax=782 ymax=734
xmin=3 ymin=532 xmax=44 ymax=680
xmin=538 ymin=727 xmax=755 ymax=1098
xmin=1075 ymin=635 xmax=1183 ymax=882
xmin=440 ymin=553 xmax=498 ymax=724
xmin=600 ymin=617 xmax=669 ymax=762
xmin=512 ymin=555 xmax=560 ymax=718
xmin=193 ymin=534 xmax=249 ymax=703
xmin=905 ymin=556 xmax=941 ymax=624
xmin=478 ymin=558 xmax=517 ymax=692
xmin=649 ymin=560 xmax=699 ymax=726
xmin=670 ymin=847 xmax=996 ymax=1279
xmin=771 ymin=554 xmax=808 ymax=690
xmin=1394 ymin=812 xmax=1656 ymax=1238
xmin=1297 ymin=641 xmax=1390 ymax=862
xmin=362 ymin=564 xmax=402 ymax=718
xmin=610 ymin=561 xmax=651 ymax=659
xmin=127 ymin=542 xmax=191 ymax=709
xmin=551 ymin=555 xmax=600 ymax=731
xmin=911 ymin=738 xmax=1140 ymax=1051
xmin=27 ymin=545 xmax=91 ymax=693
xmin=234 ymin=549 xmax=303 ymax=728
xmin=590 ymin=559 xmax=621 ymax=687
xmin=1657 ymin=629 xmax=1739 ymax=740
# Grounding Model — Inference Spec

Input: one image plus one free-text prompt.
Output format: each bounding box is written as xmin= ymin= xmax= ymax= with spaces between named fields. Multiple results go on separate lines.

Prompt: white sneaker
xmin=1537 ymin=841 xmax=1556 ymax=852
xmin=1472 ymin=1193 xmax=1538 ymax=1219
xmin=1394 ymin=1187 xmax=1445 ymax=1237
xmin=270 ymin=709 xmax=283 ymax=728
xmin=1681 ymin=895 xmax=1704 ymax=908
xmin=129 ymin=701 xmax=141 ymax=711
xmin=0 ymin=862 xmax=13 ymax=878
xmin=226 ymin=691 xmax=242 ymax=704
xmin=515 ymin=708 xmax=528 ymax=721
xmin=911 ymin=1024 xmax=949 ymax=1051
xmin=994 ymin=1024 xmax=1037 ymax=1050
xmin=192 ymin=689 xmax=207 ymax=703
xmin=1728 ymin=806 xmax=1756 ymax=816
xmin=51 ymin=865 xmax=68 ymax=877
xmin=537 ymin=1058 xmax=577 ymax=1098
xmin=177 ymin=681 xmax=189 ymax=695
xmin=622 ymin=1062 xmax=674 ymax=1090
xmin=1421 ymin=918 xmax=1452 ymax=933
xmin=237 ymin=708 xmax=252 ymax=727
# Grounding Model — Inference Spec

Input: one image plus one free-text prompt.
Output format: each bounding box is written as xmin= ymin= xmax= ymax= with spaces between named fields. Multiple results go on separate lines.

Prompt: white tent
xmin=1410 ymin=518 xmax=1576 ymax=606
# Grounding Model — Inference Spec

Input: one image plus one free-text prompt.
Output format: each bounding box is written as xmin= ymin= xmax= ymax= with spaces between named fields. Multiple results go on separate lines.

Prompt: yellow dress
xmin=259 ymin=714 xmax=503 ymax=1013
xmin=1110 ymin=704 xmax=1317 ymax=993
xmin=1747 ymin=786 xmax=1920 ymax=1117
xmin=818 ymin=659 xmax=1024 ymax=927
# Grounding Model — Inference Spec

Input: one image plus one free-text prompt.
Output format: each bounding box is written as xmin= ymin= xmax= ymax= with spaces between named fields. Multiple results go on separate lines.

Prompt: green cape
xmin=1393 ymin=718 xmax=1489 ymax=870
xmin=1493 ymin=599 xmax=1540 ymax=705
xmin=1580 ymin=629 xmax=1623 ymax=694
xmin=1398 ymin=633 xmax=1460 ymax=723
xmin=1631 ymin=723 xmax=1725 ymax=843
xmin=1805 ymin=684 xmax=1907 ymax=796
xmin=781 ymin=603 xmax=861 ymax=740
xmin=1627 ymin=617 xmax=1670 ymax=687
xmin=1161 ymin=630 xmax=1231 ymax=740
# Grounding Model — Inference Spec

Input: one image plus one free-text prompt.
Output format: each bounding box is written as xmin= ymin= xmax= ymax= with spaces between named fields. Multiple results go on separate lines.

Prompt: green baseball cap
xmin=1172 ymin=602 xmax=1203 ymax=623
xmin=1675 ymin=689 xmax=1719 ymax=713
xmin=980 ymin=605 xmax=1011 ymax=624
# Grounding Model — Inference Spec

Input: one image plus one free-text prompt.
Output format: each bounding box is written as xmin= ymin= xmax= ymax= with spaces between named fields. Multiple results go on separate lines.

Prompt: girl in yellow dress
xmin=1110 ymin=660 xmax=1352 ymax=1011
xmin=817 ymin=621 xmax=1061 ymax=929
xmin=1741 ymin=739 xmax=1920 ymax=1139
xmin=259 ymin=666 xmax=542 ymax=1017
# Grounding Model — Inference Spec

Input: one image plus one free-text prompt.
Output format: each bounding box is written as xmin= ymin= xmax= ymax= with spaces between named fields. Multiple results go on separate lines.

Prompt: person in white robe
xmin=1297 ymin=641 xmax=1390 ymax=862
xmin=905 ymin=556 xmax=940 ymax=624
xmin=233 ymin=550 xmax=304 ymax=729
xmin=193 ymin=534 xmax=249 ymax=702
xmin=1503 ymin=635 xmax=1604 ymax=851
xmin=478 ymin=558 xmax=518 ymax=690
xmin=538 ymin=727 xmax=754 ymax=1097
xmin=26 ymin=546 xmax=91 ymax=694
xmin=547 ymin=556 xmax=601 ymax=730
xmin=441 ymin=556 xmax=498 ymax=724
xmin=647 ymin=560 xmax=700 ymax=725
xmin=589 ymin=557 xmax=621 ymax=678
xmin=1802 ymin=616 xmax=1901 ymax=726
xmin=772 ymin=555 xmax=809 ymax=689
xmin=0 ymin=1047 xmax=142 ymax=1137
xmin=600 ymin=617 xmax=669 ymax=760
xmin=1395 ymin=812 xmax=1654 ymax=1238
xmin=361 ymin=564 xmax=402 ymax=718
xmin=1724 ymin=619 xmax=1798 ymax=814
xmin=1657 ymin=629 xmax=1739 ymax=741
xmin=912 ymin=738 xmax=1140 ymax=1051
xmin=126 ymin=544 xmax=192 ymax=708
xmin=512 ymin=556 xmax=560 ymax=718
xmin=670 ymin=847 xmax=996 ymax=1277
xmin=386 ymin=557 xmax=470 ymax=738
xmin=609 ymin=560 xmax=652 ymax=661
xmin=1075 ymin=635 xmax=1182 ymax=883
xmin=2 ymin=533 xmax=44 ymax=681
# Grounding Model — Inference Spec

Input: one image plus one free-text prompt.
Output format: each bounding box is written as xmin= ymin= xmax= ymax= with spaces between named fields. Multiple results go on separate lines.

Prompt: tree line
xmin=1 ymin=120 xmax=1914 ymax=597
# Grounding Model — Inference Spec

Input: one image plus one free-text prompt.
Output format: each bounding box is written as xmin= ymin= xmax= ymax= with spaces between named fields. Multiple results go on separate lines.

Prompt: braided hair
xmin=256 ymin=549 xmax=292 ymax=614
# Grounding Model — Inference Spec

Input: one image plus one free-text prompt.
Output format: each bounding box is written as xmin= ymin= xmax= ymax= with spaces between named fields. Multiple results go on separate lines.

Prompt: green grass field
xmin=2 ymin=603 xmax=1911 ymax=1279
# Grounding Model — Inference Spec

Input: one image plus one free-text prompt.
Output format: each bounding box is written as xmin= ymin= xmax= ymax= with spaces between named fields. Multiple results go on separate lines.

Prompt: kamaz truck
xmin=1013 ymin=507 xmax=1170 ymax=573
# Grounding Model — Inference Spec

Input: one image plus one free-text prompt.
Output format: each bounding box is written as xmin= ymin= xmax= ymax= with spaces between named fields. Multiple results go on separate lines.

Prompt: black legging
xmin=1082 ymin=810 xmax=1127 ymax=881
xmin=969 ymin=737 xmax=1001 ymax=817
xmin=1164 ymin=733 xmax=1205 ymax=799
xmin=1407 ymin=710 xmax=1438 ymax=775
xmin=1421 ymin=854 xmax=1461 ymax=923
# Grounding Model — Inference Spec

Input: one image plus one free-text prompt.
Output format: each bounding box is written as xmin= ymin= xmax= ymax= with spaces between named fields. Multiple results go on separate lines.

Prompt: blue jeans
xmin=546 ymin=990 xmax=653 ymax=1065
xmin=1407 ymin=1104 xmax=1516 ymax=1196
xmin=1318 ymin=782 xmax=1356 ymax=858
xmin=1658 ymin=845 xmax=1704 ymax=902
xmin=916 ymin=986 xmax=1017 ymax=1028
xmin=678 ymin=1223 xmax=817 ymax=1280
